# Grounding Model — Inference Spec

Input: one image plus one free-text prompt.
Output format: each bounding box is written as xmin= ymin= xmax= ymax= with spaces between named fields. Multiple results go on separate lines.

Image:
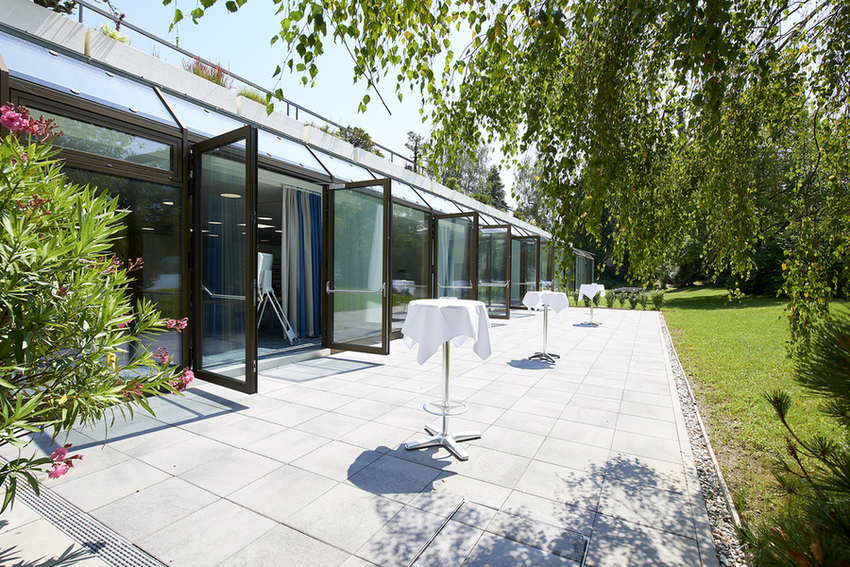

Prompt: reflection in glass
xmin=541 ymin=241 xmax=553 ymax=290
xmin=198 ymin=145 xmax=247 ymax=372
xmin=479 ymin=227 xmax=509 ymax=317
xmin=63 ymin=168 xmax=182 ymax=362
xmin=331 ymin=186 xmax=384 ymax=346
xmin=392 ymin=204 xmax=429 ymax=332
xmin=34 ymin=109 xmax=173 ymax=170
xmin=437 ymin=216 xmax=473 ymax=299
xmin=511 ymin=237 xmax=538 ymax=307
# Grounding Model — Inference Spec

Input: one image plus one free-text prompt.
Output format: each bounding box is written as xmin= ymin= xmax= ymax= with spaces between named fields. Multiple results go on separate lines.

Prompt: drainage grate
xmin=16 ymin=482 xmax=168 ymax=567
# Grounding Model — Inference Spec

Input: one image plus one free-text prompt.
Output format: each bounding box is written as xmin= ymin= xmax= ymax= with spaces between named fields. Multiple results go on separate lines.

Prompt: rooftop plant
xmin=182 ymin=56 xmax=233 ymax=89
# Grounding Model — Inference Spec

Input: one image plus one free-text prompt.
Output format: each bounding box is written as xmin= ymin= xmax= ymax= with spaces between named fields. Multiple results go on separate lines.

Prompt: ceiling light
xmin=162 ymin=201 xmax=174 ymax=206
xmin=220 ymin=193 xmax=241 ymax=199
xmin=208 ymin=221 xmax=222 ymax=225
xmin=258 ymin=216 xmax=273 ymax=221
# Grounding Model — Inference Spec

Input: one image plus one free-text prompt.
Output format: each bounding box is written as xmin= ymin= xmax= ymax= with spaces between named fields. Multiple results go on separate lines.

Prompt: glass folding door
xmin=478 ymin=225 xmax=510 ymax=318
xmin=192 ymin=126 xmax=258 ymax=393
xmin=325 ymin=179 xmax=391 ymax=355
xmin=435 ymin=213 xmax=477 ymax=300
xmin=510 ymin=235 xmax=540 ymax=308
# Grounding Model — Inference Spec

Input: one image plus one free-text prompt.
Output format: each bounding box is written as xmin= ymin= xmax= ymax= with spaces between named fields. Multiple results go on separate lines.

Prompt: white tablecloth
xmin=402 ymin=298 xmax=492 ymax=365
xmin=522 ymin=291 xmax=570 ymax=313
xmin=579 ymin=283 xmax=606 ymax=301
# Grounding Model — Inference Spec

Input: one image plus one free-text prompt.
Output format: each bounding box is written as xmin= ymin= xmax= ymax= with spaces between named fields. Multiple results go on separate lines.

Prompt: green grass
xmin=663 ymin=287 xmax=844 ymax=531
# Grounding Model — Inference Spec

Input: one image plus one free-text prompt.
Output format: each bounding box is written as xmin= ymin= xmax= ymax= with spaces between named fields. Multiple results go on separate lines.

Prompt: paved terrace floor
xmin=1 ymin=307 xmax=719 ymax=567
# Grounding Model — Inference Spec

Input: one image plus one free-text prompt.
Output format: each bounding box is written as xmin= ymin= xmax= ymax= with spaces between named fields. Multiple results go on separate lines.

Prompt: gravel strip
xmin=660 ymin=313 xmax=749 ymax=567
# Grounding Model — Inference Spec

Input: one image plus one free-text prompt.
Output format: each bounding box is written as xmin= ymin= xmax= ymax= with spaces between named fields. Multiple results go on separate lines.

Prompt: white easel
xmin=257 ymin=253 xmax=297 ymax=344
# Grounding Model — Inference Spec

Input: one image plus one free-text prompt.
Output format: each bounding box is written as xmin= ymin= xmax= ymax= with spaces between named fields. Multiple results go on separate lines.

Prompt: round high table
xmin=522 ymin=291 xmax=570 ymax=363
xmin=401 ymin=298 xmax=491 ymax=461
xmin=579 ymin=283 xmax=606 ymax=326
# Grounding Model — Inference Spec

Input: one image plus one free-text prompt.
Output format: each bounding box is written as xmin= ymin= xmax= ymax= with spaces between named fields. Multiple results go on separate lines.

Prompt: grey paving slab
xmin=535 ymin=437 xmax=611 ymax=473
xmin=586 ymin=514 xmax=702 ymax=567
xmin=499 ymin=490 xmax=596 ymax=537
xmin=90 ymin=477 xmax=218 ymax=540
xmin=409 ymin=518 xmax=483 ymax=567
xmin=215 ymin=524 xmax=350 ymax=567
xmin=52 ymin=459 xmax=170 ymax=512
xmin=462 ymin=531 xmax=577 ymax=566
xmin=486 ymin=510 xmax=587 ymax=561
xmin=610 ymin=429 xmax=683 ymax=464
xmin=179 ymin=448 xmax=282 ymax=496
xmin=409 ymin=474 xmax=510 ymax=522
xmin=292 ymin=440 xmax=383 ymax=481
xmin=597 ymin=475 xmax=695 ymax=539
xmin=137 ymin=499 xmax=276 ymax=567
xmin=514 ymin=460 xmax=604 ymax=512
xmin=244 ymin=427 xmax=330 ymax=463
xmin=357 ymin=505 xmax=447 ymax=567
xmin=614 ymin=413 xmax=679 ymax=441
xmin=548 ymin=420 xmax=616 ymax=449
xmin=286 ymin=483 xmax=405 ymax=554
xmin=228 ymin=464 xmax=337 ymax=522
xmin=138 ymin=434 xmax=234 ymax=475
xmin=192 ymin=415 xmax=287 ymax=448
xmin=347 ymin=453 xmax=445 ymax=504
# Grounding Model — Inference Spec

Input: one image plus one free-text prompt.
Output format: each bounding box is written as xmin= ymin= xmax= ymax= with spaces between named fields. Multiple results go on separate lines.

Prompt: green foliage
xmin=34 ymin=0 xmax=75 ymax=13
xmin=627 ymin=293 xmax=638 ymax=309
xmin=237 ymin=86 xmax=267 ymax=104
xmin=168 ymin=0 xmax=850 ymax=355
xmin=484 ymin=166 xmax=508 ymax=211
xmin=616 ymin=292 xmax=627 ymax=309
xmin=592 ymin=291 xmax=601 ymax=308
xmin=0 ymin=125 xmax=187 ymax=512
xmin=182 ymin=56 xmax=233 ymax=88
xmin=651 ymin=289 xmax=665 ymax=310
xmin=339 ymin=126 xmax=384 ymax=158
xmin=605 ymin=291 xmax=616 ymax=308
xmin=569 ymin=290 xmax=579 ymax=306
xmin=638 ymin=292 xmax=648 ymax=310
xmin=744 ymin=315 xmax=850 ymax=565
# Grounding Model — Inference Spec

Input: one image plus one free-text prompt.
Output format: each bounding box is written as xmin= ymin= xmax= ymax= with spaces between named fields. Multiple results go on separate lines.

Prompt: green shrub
xmin=605 ymin=291 xmax=616 ymax=308
xmin=638 ymin=292 xmax=648 ymax=310
xmin=651 ymin=290 xmax=665 ymax=310
xmin=0 ymin=105 xmax=189 ymax=512
xmin=237 ymin=87 xmax=267 ymax=104
xmin=746 ymin=315 xmax=850 ymax=564
xmin=617 ymin=292 xmax=627 ymax=308
xmin=592 ymin=291 xmax=602 ymax=307
xmin=569 ymin=290 xmax=579 ymax=306
xmin=628 ymin=293 xmax=638 ymax=309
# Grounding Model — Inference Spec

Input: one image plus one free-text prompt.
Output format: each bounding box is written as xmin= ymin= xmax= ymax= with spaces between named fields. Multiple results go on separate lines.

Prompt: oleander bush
xmin=0 ymin=104 xmax=191 ymax=512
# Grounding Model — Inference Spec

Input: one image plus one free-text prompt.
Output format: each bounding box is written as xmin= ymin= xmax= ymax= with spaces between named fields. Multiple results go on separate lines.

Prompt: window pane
xmin=32 ymin=108 xmax=173 ymax=170
xmin=63 ymin=168 xmax=183 ymax=361
xmin=392 ymin=203 xmax=429 ymax=332
xmin=317 ymin=152 xmax=375 ymax=182
xmin=437 ymin=216 xmax=473 ymax=299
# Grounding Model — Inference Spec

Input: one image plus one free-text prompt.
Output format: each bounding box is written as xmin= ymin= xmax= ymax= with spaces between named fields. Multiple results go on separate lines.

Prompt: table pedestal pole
xmin=405 ymin=341 xmax=481 ymax=461
xmin=528 ymin=305 xmax=560 ymax=363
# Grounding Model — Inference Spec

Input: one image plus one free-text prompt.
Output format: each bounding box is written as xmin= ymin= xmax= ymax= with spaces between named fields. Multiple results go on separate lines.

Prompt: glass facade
xmin=1 ymin=18 xmax=557 ymax=391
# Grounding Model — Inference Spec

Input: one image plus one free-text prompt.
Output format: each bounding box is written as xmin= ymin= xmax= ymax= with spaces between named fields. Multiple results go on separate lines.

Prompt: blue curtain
xmin=296 ymin=192 xmax=307 ymax=336
xmin=309 ymin=193 xmax=321 ymax=334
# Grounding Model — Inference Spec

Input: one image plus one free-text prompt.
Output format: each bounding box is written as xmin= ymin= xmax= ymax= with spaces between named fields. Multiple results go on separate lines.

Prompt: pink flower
xmin=166 ymin=317 xmax=188 ymax=333
xmin=48 ymin=464 xmax=69 ymax=479
xmin=0 ymin=105 xmax=26 ymax=131
xmin=169 ymin=368 xmax=194 ymax=394
xmin=50 ymin=446 xmax=68 ymax=461
xmin=154 ymin=346 xmax=171 ymax=366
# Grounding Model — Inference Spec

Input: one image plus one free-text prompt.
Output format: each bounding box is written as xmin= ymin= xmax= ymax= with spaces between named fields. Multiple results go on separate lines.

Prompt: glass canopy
xmin=0 ymin=30 xmax=177 ymax=127
xmin=258 ymin=131 xmax=327 ymax=177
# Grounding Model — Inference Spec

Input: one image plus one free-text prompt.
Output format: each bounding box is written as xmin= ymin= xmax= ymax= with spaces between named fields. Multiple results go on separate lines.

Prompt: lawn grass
xmin=662 ymin=287 xmax=844 ymax=531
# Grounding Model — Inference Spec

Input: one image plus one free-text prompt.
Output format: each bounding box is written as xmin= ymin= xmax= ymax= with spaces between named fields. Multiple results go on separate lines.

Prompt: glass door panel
xmin=541 ymin=240 xmax=553 ymax=290
xmin=325 ymin=179 xmax=390 ymax=354
xmin=435 ymin=213 xmax=477 ymax=300
xmin=511 ymin=235 xmax=540 ymax=308
xmin=478 ymin=225 xmax=510 ymax=319
xmin=192 ymin=126 xmax=258 ymax=393
xmin=391 ymin=202 xmax=430 ymax=334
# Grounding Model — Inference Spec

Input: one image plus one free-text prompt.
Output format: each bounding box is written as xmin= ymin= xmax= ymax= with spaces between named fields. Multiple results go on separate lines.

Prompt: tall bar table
xmin=522 ymin=291 xmax=570 ymax=363
xmin=401 ymin=298 xmax=491 ymax=461
xmin=579 ymin=283 xmax=606 ymax=326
